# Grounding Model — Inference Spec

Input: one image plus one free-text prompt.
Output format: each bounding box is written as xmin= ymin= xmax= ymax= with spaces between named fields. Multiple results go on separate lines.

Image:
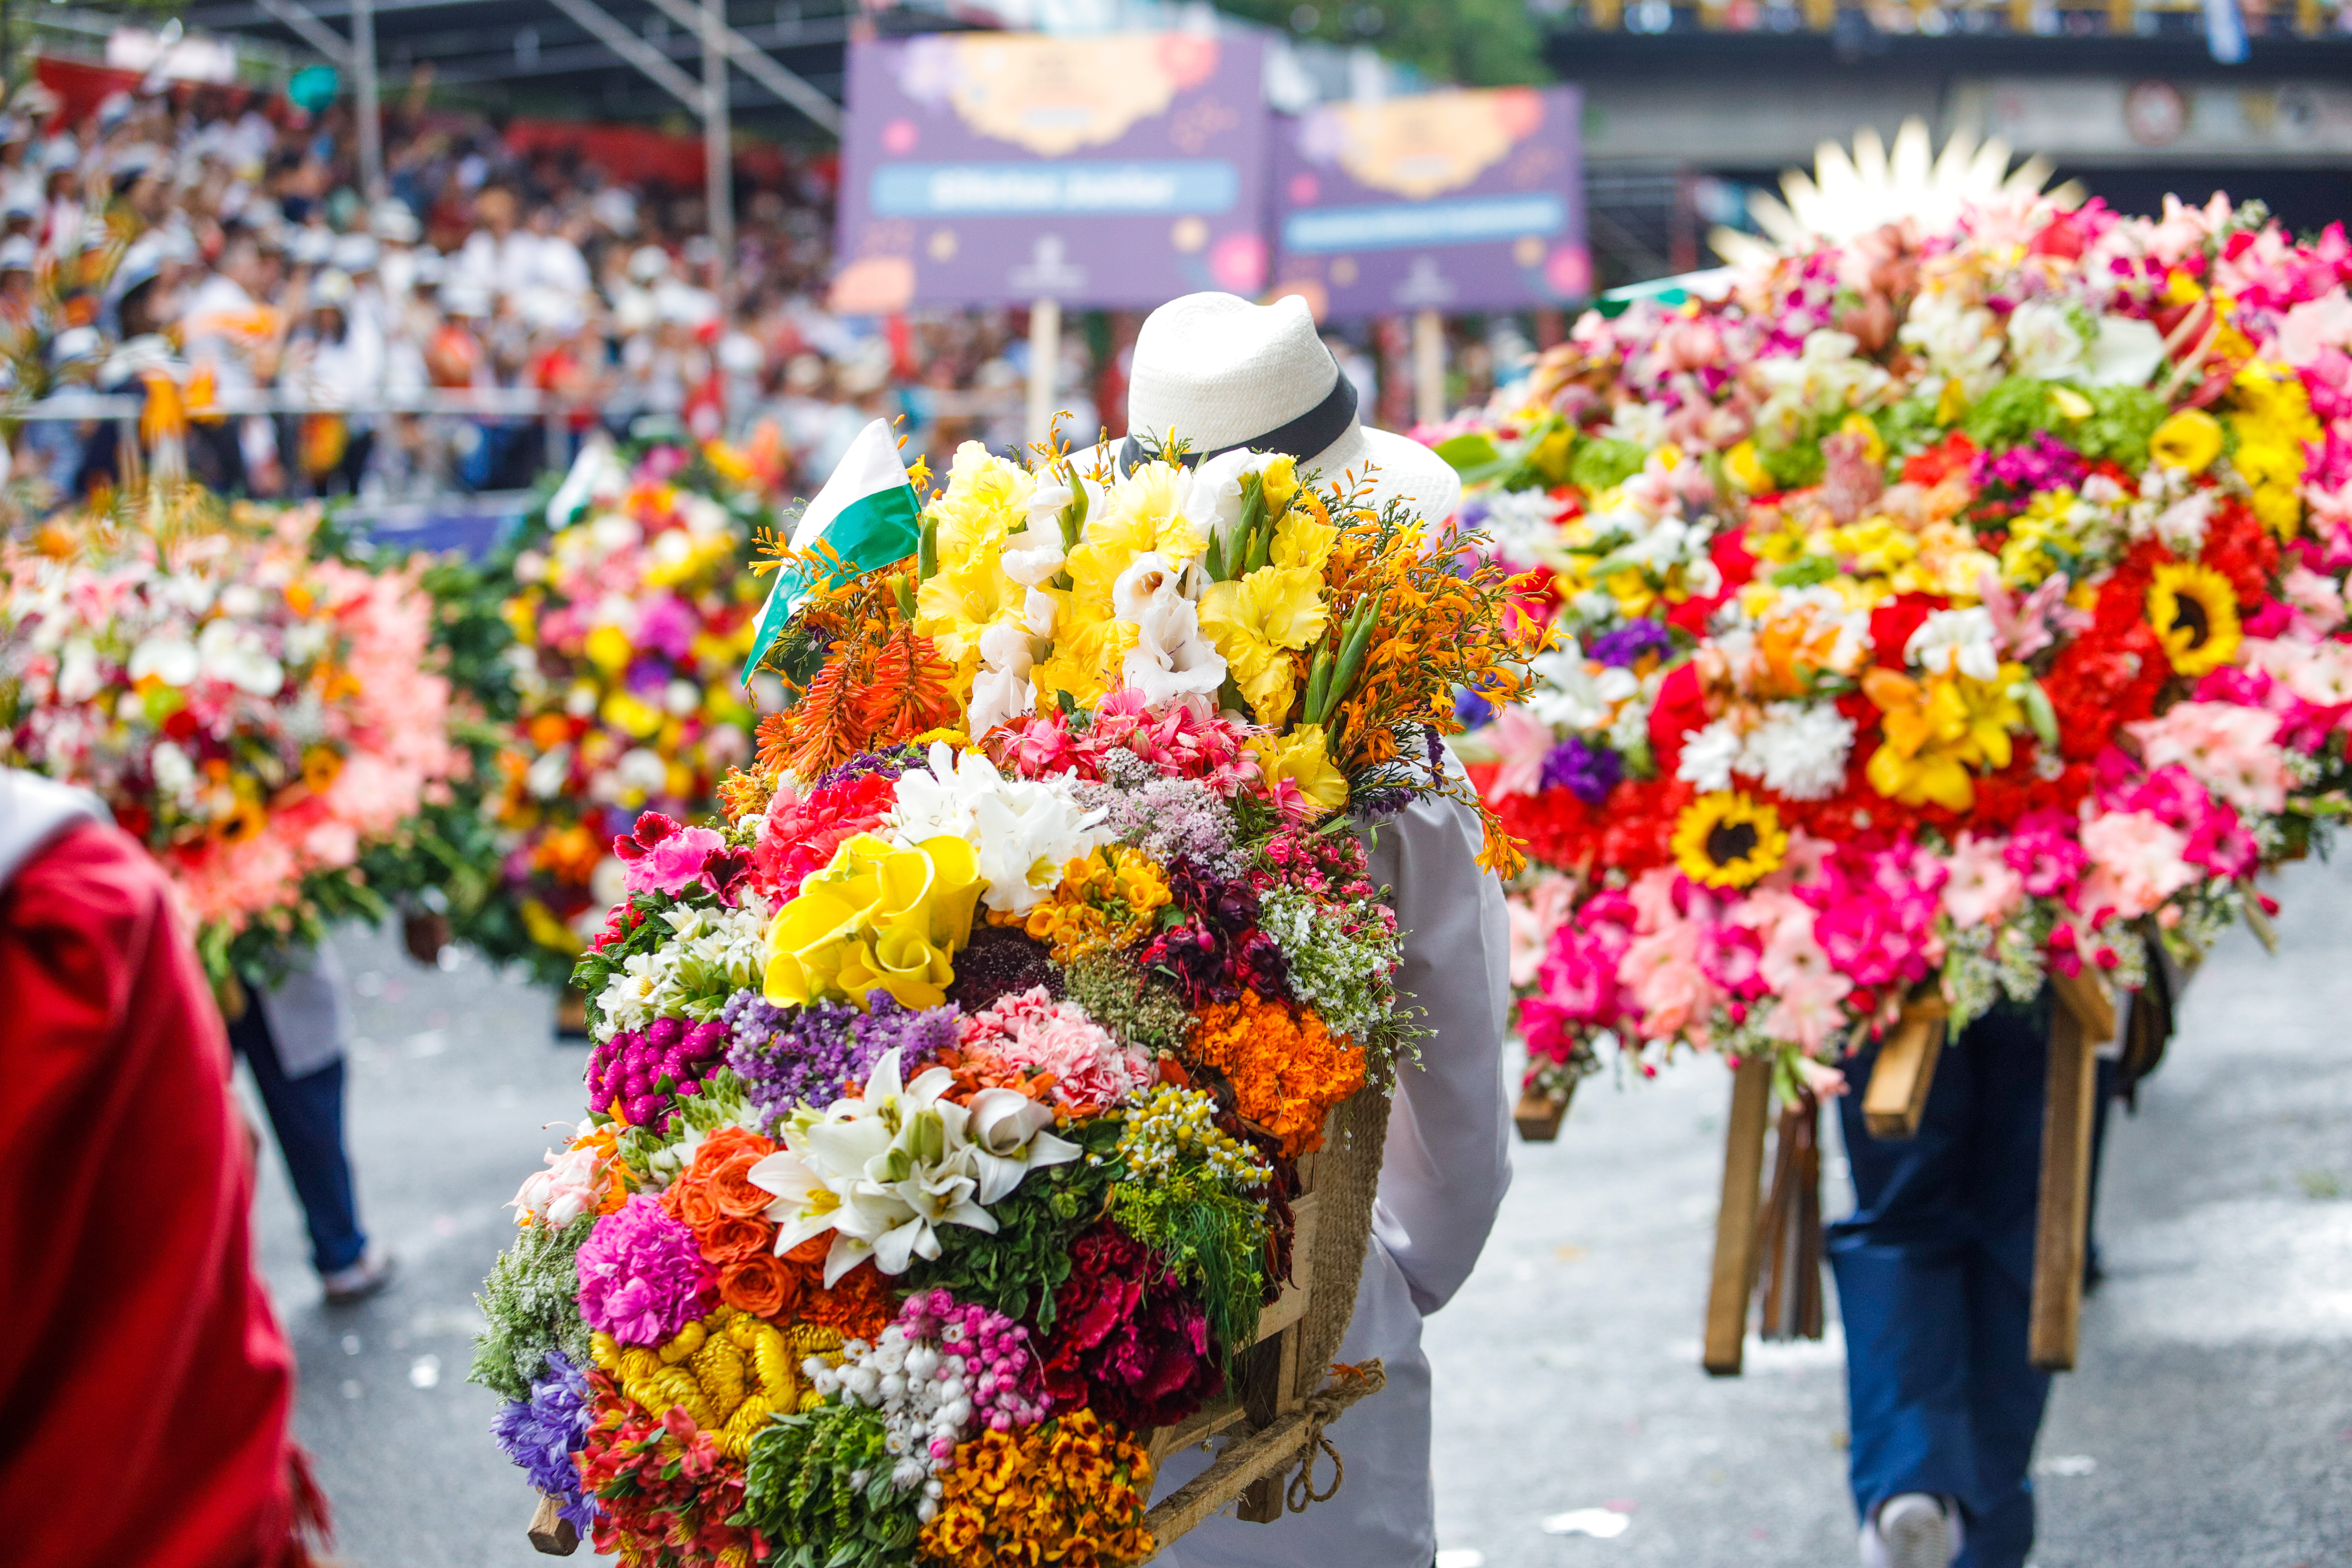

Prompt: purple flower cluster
xmin=1588 ymin=619 xmax=1674 ymax=669
xmin=586 ymin=1016 xmax=729 ymax=1128
xmin=491 ymin=1351 xmax=595 ymax=1531
xmin=1141 ymin=856 xmax=1289 ymax=1006
xmin=1542 ymin=735 xmax=1624 ymax=807
xmin=896 ymin=1287 xmax=1050 ymax=1449
xmin=808 ymin=745 xmax=921 ymax=793
xmin=723 ymin=989 xmax=959 ymax=1128
xmin=946 ymin=926 xmax=1062 ymax=1012
xmin=1072 ymin=775 xmax=1243 ymax=878
xmin=1974 ymin=433 xmax=2087 ymax=495
xmin=576 ymin=1194 xmax=714 ymax=1346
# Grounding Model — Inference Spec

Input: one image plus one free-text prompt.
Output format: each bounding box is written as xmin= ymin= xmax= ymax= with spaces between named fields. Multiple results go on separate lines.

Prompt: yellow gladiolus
xmin=2148 ymin=408 xmax=2225 ymax=473
xmin=1269 ymin=506 xmax=1336 ymax=574
xmin=1199 ymin=566 xmax=1329 ymax=724
xmin=1247 ymin=724 xmax=1349 ymax=815
xmin=913 ymin=557 xmax=1022 ymax=665
xmin=1724 ymin=440 xmax=1772 ymax=494
xmin=600 ymin=689 xmax=665 ymax=740
xmin=763 ymin=833 xmax=983 ymax=1011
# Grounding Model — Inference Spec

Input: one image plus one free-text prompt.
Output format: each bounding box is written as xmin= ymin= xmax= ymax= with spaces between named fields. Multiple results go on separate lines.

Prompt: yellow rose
xmin=2149 ymin=408 xmax=2225 ymax=474
xmin=763 ymin=833 xmax=983 ymax=1011
xmin=1248 ymin=725 xmax=1349 ymax=815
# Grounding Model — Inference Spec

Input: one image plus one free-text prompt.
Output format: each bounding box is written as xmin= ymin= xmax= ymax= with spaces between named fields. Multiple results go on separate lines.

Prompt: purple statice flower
xmin=1974 ymin=433 xmax=2086 ymax=495
xmin=722 ymin=989 xmax=956 ymax=1127
xmin=575 ymin=1195 xmax=713 ymax=1346
xmin=1540 ymin=735 xmax=1623 ymax=807
xmin=491 ymin=1351 xmax=595 ymax=1531
xmin=1454 ymin=686 xmax=1498 ymax=728
xmin=1588 ymin=619 xmax=1674 ymax=669
xmin=586 ymin=1015 xmax=729 ymax=1129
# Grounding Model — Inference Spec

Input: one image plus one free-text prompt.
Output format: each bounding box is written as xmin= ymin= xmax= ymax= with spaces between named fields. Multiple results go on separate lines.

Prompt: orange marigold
xmin=1186 ymin=993 xmax=1365 ymax=1158
xmin=916 ymin=1409 xmax=1155 ymax=1568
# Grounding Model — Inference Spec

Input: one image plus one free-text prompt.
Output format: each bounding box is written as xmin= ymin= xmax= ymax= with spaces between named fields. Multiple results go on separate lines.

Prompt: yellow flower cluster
xmin=998 ymin=845 xmax=1171 ymax=963
xmin=917 ymin=1409 xmax=1156 ymax=1568
xmin=764 ymin=832 xmax=984 ymax=1009
xmin=2223 ymin=364 xmax=2322 ymax=537
xmin=1860 ymin=663 xmax=2026 ymax=812
xmin=590 ymin=1309 xmax=847 ymax=1460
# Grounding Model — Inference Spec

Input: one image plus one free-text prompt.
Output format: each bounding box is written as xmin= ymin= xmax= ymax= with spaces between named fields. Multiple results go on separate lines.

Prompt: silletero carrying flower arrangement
xmin=0 ymin=491 xmax=460 ymax=982
xmin=473 ymin=427 xmax=1536 ymax=1565
xmin=1439 ymin=186 xmax=2352 ymax=1106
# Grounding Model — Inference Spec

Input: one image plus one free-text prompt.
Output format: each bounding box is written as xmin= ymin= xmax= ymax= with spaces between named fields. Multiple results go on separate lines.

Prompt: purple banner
xmin=1271 ymin=86 xmax=1588 ymax=319
xmin=832 ymin=34 xmax=1270 ymax=312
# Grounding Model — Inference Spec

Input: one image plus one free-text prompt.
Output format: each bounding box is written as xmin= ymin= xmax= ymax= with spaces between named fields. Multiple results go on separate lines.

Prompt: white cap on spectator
xmin=97 ymin=93 xmax=134 ymax=134
xmin=593 ymin=187 xmax=638 ymax=236
xmin=40 ymin=138 xmax=79 ymax=173
xmin=440 ymin=280 xmax=491 ymax=318
xmin=614 ymin=289 xmax=657 ymax=334
xmin=51 ymin=324 xmax=101 ymax=363
xmin=0 ymin=235 xmax=33 ymax=272
xmin=0 ymin=116 xmax=24 ymax=146
xmin=628 ymin=245 xmax=671 ymax=283
xmin=656 ymin=281 xmax=719 ymax=328
xmin=718 ymin=330 xmax=764 ymax=377
xmin=413 ymin=250 xmax=446 ymax=287
xmin=12 ymin=82 xmax=60 ymax=119
xmin=372 ymin=199 xmax=420 ymax=244
xmin=2 ymin=187 xmax=37 ymax=220
xmin=313 ymin=267 xmax=355 ymax=306
xmin=290 ymin=225 xmax=334 ymax=266
xmin=522 ymin=288 xmax=583 ymax=334
xmin=333 ymin=233 xmax=379 ymax=273
xmin=784 ymin=352 xmax=824 ymax=393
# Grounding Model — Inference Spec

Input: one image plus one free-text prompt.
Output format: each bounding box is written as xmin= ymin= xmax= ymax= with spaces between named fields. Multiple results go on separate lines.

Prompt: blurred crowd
xmin=0 ymin=66 xmax=1522 ymax=512
xmin=0 ymin=68 xmax=1070 ymax=506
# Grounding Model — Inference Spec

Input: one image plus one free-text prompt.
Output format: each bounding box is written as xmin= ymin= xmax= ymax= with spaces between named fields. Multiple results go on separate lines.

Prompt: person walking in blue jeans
xmin=226 ymin=944 xmax=395 ymax=1306
xmin=1830 ymin=994 xmax=2055 ymax=1568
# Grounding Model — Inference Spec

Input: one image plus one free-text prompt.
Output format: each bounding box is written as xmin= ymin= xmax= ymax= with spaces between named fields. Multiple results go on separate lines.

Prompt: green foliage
xmin=2074 ymin=385 xmax=2169 ymax=473
xmin=1110 ymin=1176 xmax=1268 ymax=1365
xmin=739 ymin=1403 xmax=923 ymax=1568
xmin=1769 ymin=555 xmax=1840 ymax=590
xmin=1871 ymin=396 xmax=1946 ymax=464
xmin=911 ymin=1119 xmax=1124 ymax=1330
xmin=1060 ymin=951 xmax=1194 ymax=1057
xmin=469 ymin=1216 xmax=595 ymax=1404
xmin=1960 ymin=375 xmax=2059 ymax=455
xmin=1755 ymin=435 xmax=1827 ymax=492
xmin=1567 ymin=436 xmax=1649 ymax=495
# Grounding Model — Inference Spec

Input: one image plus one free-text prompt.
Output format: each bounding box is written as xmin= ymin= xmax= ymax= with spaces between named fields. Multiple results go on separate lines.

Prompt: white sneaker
xmin=1860 ymin=1493 xmax=1959 ymax=1568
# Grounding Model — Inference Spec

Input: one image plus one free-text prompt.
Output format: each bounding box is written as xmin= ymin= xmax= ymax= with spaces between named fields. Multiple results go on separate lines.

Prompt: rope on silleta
xmin=1285 ymin=1360 xmax=1388 ymax=1514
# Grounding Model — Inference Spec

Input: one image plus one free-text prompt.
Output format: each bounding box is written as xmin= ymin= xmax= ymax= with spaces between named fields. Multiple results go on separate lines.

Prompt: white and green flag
xmin=740 ymin=418 xmax=921 ymax=684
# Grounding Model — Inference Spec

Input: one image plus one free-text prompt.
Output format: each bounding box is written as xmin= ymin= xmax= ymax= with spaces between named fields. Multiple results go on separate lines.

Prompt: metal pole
xmin=701 ymin=0 xmax=734 ymax=313
xmin=1025 ymin=298 xmax=1060 ymax=449
xmin=1412 ymin=308 xmax=1444 ymax=427
xmin=352 ymin=0 xmax=381 ymax=199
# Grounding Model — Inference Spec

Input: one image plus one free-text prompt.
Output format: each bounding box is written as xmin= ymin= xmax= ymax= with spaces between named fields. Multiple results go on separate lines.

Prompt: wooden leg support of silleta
xmin=2030 ymin=969 xmax=2117 ymax=1372
xmin=1862 ymin=989 xmax=1951 ymax=1141
xmin=1703 ymin=1055 xmax=1775 ymax=1376
xmin=527 ymin=1493 xmax=581 ymax=1556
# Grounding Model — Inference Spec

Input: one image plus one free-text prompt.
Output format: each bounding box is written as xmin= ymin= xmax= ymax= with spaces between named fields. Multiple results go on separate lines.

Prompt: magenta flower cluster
xmin=587 ymin=1015 xmax=729 ymax=1127
xmin=575 ymin=1194 xmax=714 ymax=1346
xmin=896 ymin=1287 xmax=1050 ymax=1450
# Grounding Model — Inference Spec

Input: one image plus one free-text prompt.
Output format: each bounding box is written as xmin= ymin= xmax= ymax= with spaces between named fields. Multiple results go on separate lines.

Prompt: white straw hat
xmin=1100 ymin=292 xmax=1459 ymax=524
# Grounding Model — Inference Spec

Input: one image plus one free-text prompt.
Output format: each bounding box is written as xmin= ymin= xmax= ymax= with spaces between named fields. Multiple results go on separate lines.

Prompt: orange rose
xmin=719 ymin=1253 xmax=797 ymax=1320
xmin=709 ymin=1150 xmax=775 ymax=1220
xmin=688 ymin=1125 xmax=775 ymax=1180
xmin=666 ymin=1178 xmax=721 ymax=1229
xmin=698 ymin=1214 xmax=774 ymax=1265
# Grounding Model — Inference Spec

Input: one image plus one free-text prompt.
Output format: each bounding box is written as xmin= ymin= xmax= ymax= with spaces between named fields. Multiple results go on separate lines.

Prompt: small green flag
xmin=741 ymin=419 xmax=921 ymax=686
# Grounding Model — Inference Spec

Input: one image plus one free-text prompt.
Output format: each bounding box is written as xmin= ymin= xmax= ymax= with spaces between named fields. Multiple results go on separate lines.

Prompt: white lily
xmin=964 ymin=1087 xmax=1083 ymax=1204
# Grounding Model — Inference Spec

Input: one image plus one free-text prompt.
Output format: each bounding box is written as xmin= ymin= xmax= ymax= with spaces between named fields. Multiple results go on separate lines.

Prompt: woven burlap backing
xmin=1289 ymin=1084 xmax=1390 ymax=1399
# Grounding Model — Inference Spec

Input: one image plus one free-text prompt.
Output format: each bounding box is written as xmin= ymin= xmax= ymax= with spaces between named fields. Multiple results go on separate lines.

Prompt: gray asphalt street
xmin=248 ymin=856 xmax=2352 ymax=1567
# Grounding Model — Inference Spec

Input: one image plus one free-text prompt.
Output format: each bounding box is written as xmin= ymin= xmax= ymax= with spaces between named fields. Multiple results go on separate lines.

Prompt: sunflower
xmin=1671 ymin=792 xmax=1788 ymax=889
xmin=2145 ymin=561 xmax=2242 ymax=677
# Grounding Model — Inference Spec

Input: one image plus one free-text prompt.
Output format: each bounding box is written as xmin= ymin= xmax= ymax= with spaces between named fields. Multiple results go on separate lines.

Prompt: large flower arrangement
xmin=472 ymin=436 xmax=1536 ymax=1566
xmin=486 ymin=441 xmax=769 ymax=984
xmin=1438 ymin=191 xmax=2352 ymax=1102
xmin=0 ymin=490 xmax=461 ymax=981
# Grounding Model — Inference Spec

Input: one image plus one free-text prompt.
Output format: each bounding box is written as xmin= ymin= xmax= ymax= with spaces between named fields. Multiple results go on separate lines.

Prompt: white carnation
xmin=1676 ymin=719 xmax=1742 ymax=793
xmin=1746 ymin=701 xmax=1856 ymax=802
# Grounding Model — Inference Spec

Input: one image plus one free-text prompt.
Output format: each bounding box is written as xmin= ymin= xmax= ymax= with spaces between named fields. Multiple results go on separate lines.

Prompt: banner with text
xmin=1271 ymin=86 xmax=1588 ymax=318
xmin=833 ymin=33 xmax=1270 ymax=312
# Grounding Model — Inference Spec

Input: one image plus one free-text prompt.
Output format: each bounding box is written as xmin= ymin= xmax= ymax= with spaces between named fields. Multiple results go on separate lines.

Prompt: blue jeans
xmin=1828 ymin=998 xmax=2055 ymax=1568
xmin=229 ymin=999 xmax=369 ymax=1276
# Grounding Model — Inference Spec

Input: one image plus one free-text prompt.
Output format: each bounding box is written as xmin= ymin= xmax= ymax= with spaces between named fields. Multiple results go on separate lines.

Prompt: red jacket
xmin=0 ymin=819 xmax=325 ymax=1568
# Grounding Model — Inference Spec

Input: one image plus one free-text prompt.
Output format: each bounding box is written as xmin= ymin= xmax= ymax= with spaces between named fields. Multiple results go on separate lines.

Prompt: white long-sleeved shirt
xmin=1152 ymin=762 xmax=1515 ymax=1567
